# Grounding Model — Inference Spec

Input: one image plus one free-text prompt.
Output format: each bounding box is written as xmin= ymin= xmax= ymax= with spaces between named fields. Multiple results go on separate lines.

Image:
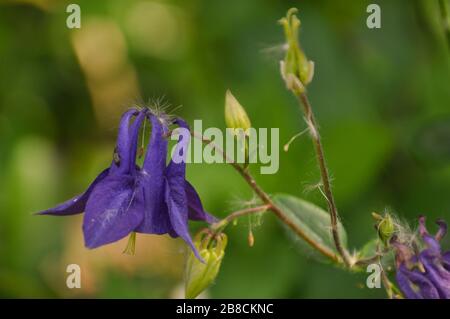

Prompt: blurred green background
xmin=0 ymin=0 xmax=449 ymax=298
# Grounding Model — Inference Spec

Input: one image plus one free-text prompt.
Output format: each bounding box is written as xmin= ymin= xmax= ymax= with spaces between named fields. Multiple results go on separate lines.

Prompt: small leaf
xmin=273 ymin=193 xmax=347 ymax=263
xmin=359 ymin=238 xmax=379 ymax=260
xmin=357 ymin=238 xmax=395 ymax=270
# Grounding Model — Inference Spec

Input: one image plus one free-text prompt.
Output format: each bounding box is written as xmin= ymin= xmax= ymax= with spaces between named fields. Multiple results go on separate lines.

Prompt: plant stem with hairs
xmin=211 ymin=205 xmax=271 ymax=232
xmin=279 ymin=8 xmax=352 ymax=267
xmin=296 ymin=92 xmax=352 ymax=267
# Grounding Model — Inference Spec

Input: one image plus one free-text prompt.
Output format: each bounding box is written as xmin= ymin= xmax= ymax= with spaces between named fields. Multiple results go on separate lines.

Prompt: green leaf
xmin=357 ymin=238 xmax=395 ymax=270
xmin=358 ymin=238 xmax=379 ymax=260
xmin=273 ymin=193 xmax=347 ymax=263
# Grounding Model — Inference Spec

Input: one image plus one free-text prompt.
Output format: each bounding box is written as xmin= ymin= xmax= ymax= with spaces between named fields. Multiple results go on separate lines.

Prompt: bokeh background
xmin=0 ymin=0 xmax=449 ymax=298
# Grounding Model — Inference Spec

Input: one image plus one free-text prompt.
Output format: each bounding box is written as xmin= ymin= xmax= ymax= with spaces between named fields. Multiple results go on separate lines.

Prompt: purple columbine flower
xmin=135 ymin=114 xmax=216 ymax=259
xmin=38 ymin=108 xmax=216 ymax=258
xmin=392 ymin=216 xmax=450 ymax=299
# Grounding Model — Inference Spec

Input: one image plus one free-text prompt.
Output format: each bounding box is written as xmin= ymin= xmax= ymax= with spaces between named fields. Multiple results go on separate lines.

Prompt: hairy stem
xmin=211 ymin=205 xmax=271 ymax=232
xmin=191 ymin=131 xmax=342 ymax=264
xmin=374 ymin=242 xmax=399 ymax=299
xmin=296 ymin=92 xmax=351 ymax=267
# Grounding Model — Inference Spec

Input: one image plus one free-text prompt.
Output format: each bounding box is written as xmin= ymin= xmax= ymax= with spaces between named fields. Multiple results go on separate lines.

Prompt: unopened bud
xmin=372 ymin=212 xmax=395 ymax=246
xmin=185 ymin=230 xmax=228 ymax=299
xmin=225 ymin=90 xmax=251 ymax=134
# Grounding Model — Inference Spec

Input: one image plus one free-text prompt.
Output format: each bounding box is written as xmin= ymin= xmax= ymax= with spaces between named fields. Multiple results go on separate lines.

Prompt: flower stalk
xmin=211 ymin=205 xmax=271 ymax=233
xmin=296 ymin=92 xmax=352 ymax=267
xmin=278 ymin=8 xmax=351 ymax=267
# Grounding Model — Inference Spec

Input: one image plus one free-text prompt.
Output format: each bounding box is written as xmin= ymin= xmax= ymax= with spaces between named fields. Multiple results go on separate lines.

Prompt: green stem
xmin=211 ymin=205 xmax=271 ymax=232
xmin=375 ymin=242 xmax=400 ymax=299
xmin=296 ymin=92 xmax=352 ymax=267
xmin=191 ymin=131 xmax=342 ymax=264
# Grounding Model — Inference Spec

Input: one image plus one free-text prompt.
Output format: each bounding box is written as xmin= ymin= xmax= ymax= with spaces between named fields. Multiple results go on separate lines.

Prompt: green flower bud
xmin=372 ymin=212 xmax=395 ymax=246
xmin=225 ymin=90 xmax=251 ymax=134
xmin=225 ymin=90 xmax=251 ymax=166
xmin=279 ymin=8 xmax=314 ymax=93
xmin=185 ymin=230 xmax=228 ymax=299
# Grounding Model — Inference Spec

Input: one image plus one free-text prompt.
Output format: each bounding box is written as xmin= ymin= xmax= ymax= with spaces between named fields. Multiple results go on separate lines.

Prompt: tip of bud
xmin=278 ymin=8 xmax=299 ymax=26
xmin=225 ymin=90 xmax=252 ymax=134
xmin=372 ymin=212 xmax=383 ymax=221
